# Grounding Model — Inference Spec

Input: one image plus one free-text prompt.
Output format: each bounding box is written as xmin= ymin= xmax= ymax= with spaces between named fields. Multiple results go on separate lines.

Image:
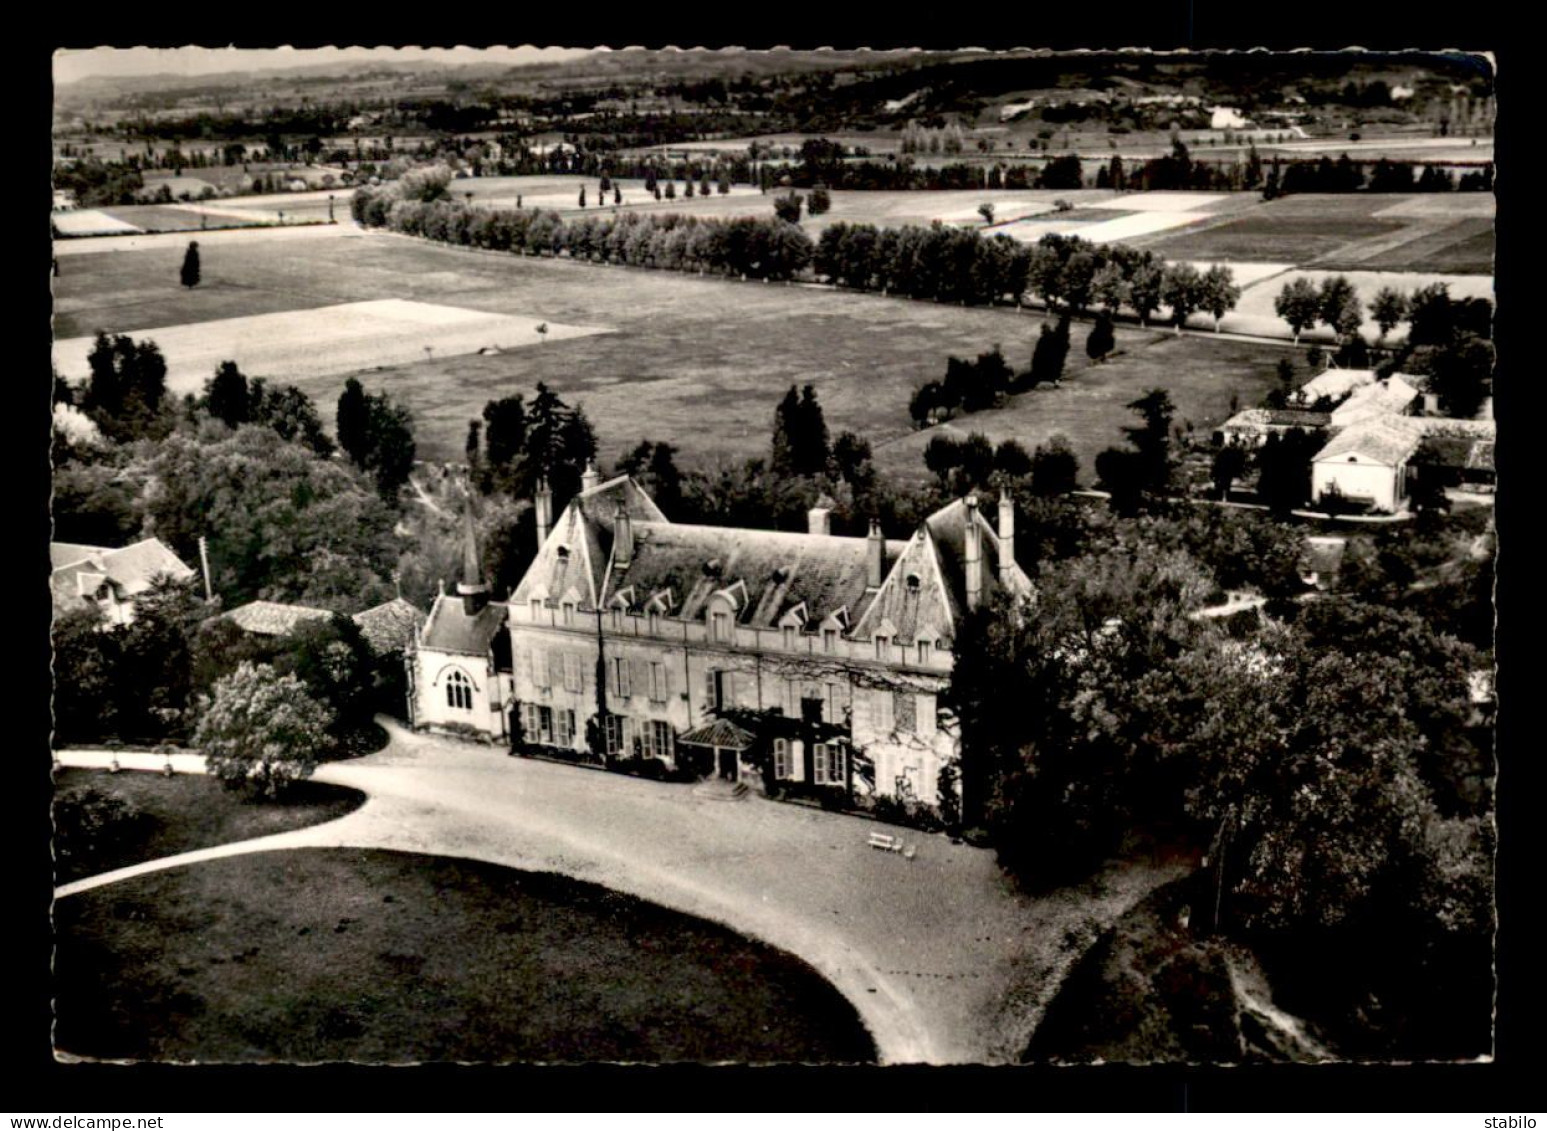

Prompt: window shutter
xmin=917 ymin=693 xmax=937 ymax=738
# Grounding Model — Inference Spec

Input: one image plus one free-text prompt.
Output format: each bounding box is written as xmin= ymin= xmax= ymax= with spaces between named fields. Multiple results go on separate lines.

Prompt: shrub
xmin=53 ymin=786 xmax=155 ymax=873
xmin=195 ymin=662 xmax=334 ymax=800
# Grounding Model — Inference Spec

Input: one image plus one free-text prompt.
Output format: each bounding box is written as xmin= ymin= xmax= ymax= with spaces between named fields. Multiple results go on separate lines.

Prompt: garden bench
xmin=867 ymin=831 xmax=902 ymax=852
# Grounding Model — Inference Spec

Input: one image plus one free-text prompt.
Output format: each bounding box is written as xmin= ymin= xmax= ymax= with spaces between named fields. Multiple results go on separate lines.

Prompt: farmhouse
xmin=409 ymin=468 xmax=1034 ymax=811
xmin=1309 ymin=413 xmax=1496 ymax=512
xmin=51 ymin=538 xmax=196 ymax=627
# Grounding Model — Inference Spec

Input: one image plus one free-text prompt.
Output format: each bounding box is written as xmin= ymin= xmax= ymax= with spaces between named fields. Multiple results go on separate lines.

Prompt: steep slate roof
xmin=605 ymin=521 xmax=908 ymax=629
xmin=352 ymin=598 xmax=427 ymax=655
xmin=510 ymin=476 xmax=1034 ymax=649
xmin=511 ymin=475 xmax=667 ymax=611
xmin=420 ymin=595 xmax=509 ymax=656
xmin=224 ymin=600 xmax=334 ymax=636
xmin=1314 ymin=415 xmax=1425 ymax=466
xmin=1220 ymin=408 xmax=1331 ymax=431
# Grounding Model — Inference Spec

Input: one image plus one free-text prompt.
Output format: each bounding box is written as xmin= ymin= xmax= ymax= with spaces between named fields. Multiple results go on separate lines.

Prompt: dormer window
xmin=783 ymin=625 xmax=795 ymax=650
xmin=917 ymin=640 xmax=932 ymax=665
xmin=712 ymin=609 xmax=732 ymax=643
xmin=875 ymin=635 xmax=890 ymax=660
xmin=530 ymin=597 xmax=543 ymax=619
xmin=561 ymin=601 xmax=576 ymax=626
xmin=906 ymin=573 xmax=921 ymax=593
xmin=648 ymin=610 xmax=660 ymax=634
xmin=823 ymin=628 xmax=837 ymax=654
xmin=556 ymin=545 xmax=571 ymax=561
xmin=609 ymin=607 xmax=622 ymax=630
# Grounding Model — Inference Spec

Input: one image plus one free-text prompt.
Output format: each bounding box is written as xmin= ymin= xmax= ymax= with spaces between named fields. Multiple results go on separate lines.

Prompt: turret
xmin=455 ymin=493 xmax=489 ymax=616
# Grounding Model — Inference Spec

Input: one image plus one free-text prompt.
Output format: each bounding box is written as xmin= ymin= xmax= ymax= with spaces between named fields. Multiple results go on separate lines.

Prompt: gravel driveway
xmin=57 ymin=722 xmax=1185 ymax=1064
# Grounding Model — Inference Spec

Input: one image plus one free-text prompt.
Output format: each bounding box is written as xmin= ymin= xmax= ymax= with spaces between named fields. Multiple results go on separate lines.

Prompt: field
xmin=51 ymin=227 xmax=1293 ymax=481
xmin=54 ymin=848 xmax=876 ymax=1063
xmin=52 ymin=210 xmax=141 ymax=236
xmin=54 ymin=299 xmax=611 ymax=395
xmin=1141 ymin=193 xmax=1496 ymax=274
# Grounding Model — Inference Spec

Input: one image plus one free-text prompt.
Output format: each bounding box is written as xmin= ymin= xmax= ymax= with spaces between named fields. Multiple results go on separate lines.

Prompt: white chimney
xmin=534 ymin=477 xmax=553 ymax=550
xmin=964 ymin=496 xmax=983 ymax=612
xmin=997 ymin=494 xmax=1015 ymax=581
xmin=581 ymin=460 xmax=601 ymax=493
xmin=866 ymin=519 xmax=884 ymax=588
xmin=614 ymin=501 xmax=634 ymax=570
xmin=807 ymin=506 xmax=831 ymax=536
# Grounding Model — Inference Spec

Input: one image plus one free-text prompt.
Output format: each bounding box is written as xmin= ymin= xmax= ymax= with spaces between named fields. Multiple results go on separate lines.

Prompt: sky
xmin=53 ymin=46 xmax=595 ymax=85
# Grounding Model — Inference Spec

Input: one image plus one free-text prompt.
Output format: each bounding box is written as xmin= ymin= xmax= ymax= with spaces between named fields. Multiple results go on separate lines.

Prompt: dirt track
xmin=56 ymin=724 xmax=1185 ymax=1064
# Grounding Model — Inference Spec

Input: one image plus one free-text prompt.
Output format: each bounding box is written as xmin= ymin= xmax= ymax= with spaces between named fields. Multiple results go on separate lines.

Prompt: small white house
xmin=1311 ymin=417 xmax=1424 ymax=512
xmin=1211 ymin=106 xmax=1251 ymax=130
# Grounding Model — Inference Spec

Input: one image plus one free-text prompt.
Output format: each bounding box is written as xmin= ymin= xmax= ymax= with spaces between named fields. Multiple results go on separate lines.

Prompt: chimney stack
xmin=581 ymin=460 xmax=601 ymax=493
xmin=997 ymin=494 xmax=1015 ymax=581
xmin=866 ymin=518 xmax=884 ymax=588
xmin=614 ymin=501 xmax=634 ymax=570
xmin=807 ymin=506 xmax=831 ymax=536
xmin=964 ymin=496 xmax=982 ymax=612
xmin=534 ymin=477 xmax=553 ymax=550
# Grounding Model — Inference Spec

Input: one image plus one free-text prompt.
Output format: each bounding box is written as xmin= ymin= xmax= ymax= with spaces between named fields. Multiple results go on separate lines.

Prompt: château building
xmin=409 ymin=467 xmax=1032 ymax=812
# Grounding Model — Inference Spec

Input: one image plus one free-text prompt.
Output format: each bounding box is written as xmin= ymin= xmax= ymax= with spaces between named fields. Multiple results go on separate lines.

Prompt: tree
xmin=1091 ymin=261 xmax=1128 ymax=315
xmin=336 ymin=378 xmax=370 ymax=466
xmin=1160 ymin=262 xmax=1204 ymax=333
xmin=1031 ymin=434 xmax=1079 ymax=496
xmin=808 ymin=186 xmax=832 ymax=215
xmin=773 ymin=191 xmax=802 ymax=224
xmin=1211 ymin=443 xmax=1249 ymax=500
xmin=363 ymin=393 xmax=416 ymax=497
xmin=1029 ymin=317 xmax=1071 ymax=387
xmin=81 ymin=333 xmax=171 ymax=443
xmin=1426 ymin=336 xmax=1494 ymax=419
xmin=978 ymin=202 xmax=996 ymax=225
xmin=924 ymin=434 xmax=962 ymax=487
xmin=1200 ymin=264 xmax=1242 ymax=331
xmin=1319 ymin=274 xmax=1364 ymax=343
xmin=180 ymin=240 xmax=201 ymax=288
xmin=482 ymin=395 xmax=528 ymax=473
xmin=1371 ymin=286 xmax=1410 ymax=345
xmin=578 ymin=185 xmax=587 ymax=208
xmin=251 ymin=383 xmax=334 ymax=456
xmin=1275 ymin=277 xmax=1322 ymax=344
xmin=1085 ymin=312 xmax=1116 ymax=363
xmin=1255 ymin=428 xmax=1320 ymax=513
xmin=1122 ymin=388 xmax=1177 ymax=496
xmin=1126 ymin=255 xmax=1165 ymax=327
xmin=994 ymin=439 xmax=1034 ymax=480
xmin=204 ymin=361 xmax=250 ymax=428
xmin=196 ymin=662 xmax=334 ymax=799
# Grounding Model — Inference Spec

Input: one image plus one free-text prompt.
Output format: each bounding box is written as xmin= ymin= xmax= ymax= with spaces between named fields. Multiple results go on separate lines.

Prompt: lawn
xmin=98 ymin=204 xmax=269 ymax=233
xmin=51 ymin=230 xmax=1294 ymax=481
xmin=872 ymin=326 xmax=1289 ymax=483
xmin=52 ymin=769 xmax=365 ymax=885
xmin=54 ymin=847 xmax=877 ymax=1063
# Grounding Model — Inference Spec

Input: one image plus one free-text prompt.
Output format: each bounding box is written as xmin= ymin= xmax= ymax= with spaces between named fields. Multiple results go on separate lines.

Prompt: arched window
xmin=446 ymin=669 xmax=473 ymax=711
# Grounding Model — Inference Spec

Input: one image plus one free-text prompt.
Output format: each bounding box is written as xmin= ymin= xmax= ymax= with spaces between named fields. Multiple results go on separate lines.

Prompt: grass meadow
xmin=52 ymin=229 xmax=1293 ymax=483
xmin=54 ymin=847 xmax=877 ymax=1063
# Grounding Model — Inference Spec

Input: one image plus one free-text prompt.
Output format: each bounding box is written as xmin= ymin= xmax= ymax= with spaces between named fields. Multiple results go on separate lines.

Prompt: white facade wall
xmin=507 ymin=599 xmax=961 ymax=802
xmin=1312 ymin=453 xmax=1406 ymax=512
xmin=413 ymin=649 xmax=514 ymax=740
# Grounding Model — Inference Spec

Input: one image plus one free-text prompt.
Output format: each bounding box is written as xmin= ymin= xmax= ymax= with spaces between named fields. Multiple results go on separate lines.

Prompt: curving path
xmin=55 ymin=723 xmax=1185 ymax=1064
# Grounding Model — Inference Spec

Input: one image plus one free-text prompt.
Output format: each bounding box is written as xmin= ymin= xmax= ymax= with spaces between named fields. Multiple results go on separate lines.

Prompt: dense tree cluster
xmin=949 ymin=497 xmax=1492 ymax=1057
xmin=352 ymin=189 xmax=815 ymax=282
xmin=335 ymin=378 xmax=418 ymax=497
xmin=466 ymin=382 xmax=599 ymax=512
